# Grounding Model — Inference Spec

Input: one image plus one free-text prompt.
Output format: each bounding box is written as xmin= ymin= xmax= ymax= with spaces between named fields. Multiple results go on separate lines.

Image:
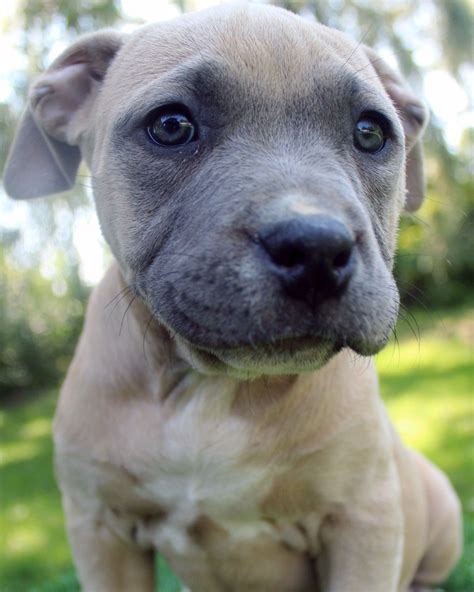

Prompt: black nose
xmin=258 ymin=216 xmax=356 ymax=305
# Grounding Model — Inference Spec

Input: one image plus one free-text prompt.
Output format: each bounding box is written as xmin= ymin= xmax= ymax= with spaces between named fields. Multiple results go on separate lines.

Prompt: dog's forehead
xmin=108 ymin=5 xmax=376 ymax=100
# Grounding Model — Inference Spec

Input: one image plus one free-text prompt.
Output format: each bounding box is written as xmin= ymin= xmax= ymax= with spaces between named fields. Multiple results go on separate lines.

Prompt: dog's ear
xmin=363 ymin=46 xmax=428 ymax=212
xmin=3 ymin=31 xmax=124 ymax=199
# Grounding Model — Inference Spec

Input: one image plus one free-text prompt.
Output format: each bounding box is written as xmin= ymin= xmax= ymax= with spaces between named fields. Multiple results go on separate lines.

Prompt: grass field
xmin=1 ymin=308 xmax=472 ymax=591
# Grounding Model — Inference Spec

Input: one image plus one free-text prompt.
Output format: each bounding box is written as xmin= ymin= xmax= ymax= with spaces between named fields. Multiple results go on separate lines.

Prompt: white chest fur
xmin=136 ymin=379 xmax=280 ymax=553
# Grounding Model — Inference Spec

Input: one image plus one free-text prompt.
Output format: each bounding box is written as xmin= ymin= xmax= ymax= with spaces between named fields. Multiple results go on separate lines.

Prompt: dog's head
xmin=4 ymin=5 xmax=427 ymax=377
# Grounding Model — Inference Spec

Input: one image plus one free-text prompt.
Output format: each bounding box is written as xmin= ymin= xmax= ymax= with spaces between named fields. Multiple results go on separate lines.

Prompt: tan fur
xmin=5 ymin=5 xmax=461 ymax=591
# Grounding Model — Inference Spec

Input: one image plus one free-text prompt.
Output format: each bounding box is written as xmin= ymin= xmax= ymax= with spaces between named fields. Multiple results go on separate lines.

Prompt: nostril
xmin=332 ymin=247 xmax=352 ymax=269
xmin=273 ymin=246 xmax=306 ymax=269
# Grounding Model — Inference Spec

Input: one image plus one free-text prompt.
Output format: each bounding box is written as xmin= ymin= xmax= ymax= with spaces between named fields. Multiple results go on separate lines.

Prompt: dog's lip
xmin=176 ymin=324 xmax=384 ymax=363
xmin=196 ymin=333 xmax=339 ymax=356
xmin=192 ymin=335 xmax=341 ymax=375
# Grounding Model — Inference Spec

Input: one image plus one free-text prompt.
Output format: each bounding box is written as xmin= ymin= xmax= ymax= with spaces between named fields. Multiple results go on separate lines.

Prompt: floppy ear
xmin=363 ymin=46 xmax=429 ymax=212
xmin=3 ymin=31 xmax=124 ymax=200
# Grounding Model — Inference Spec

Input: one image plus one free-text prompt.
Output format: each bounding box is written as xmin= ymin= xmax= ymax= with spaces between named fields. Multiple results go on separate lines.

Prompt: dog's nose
xmin=258 ymin=216 xmax=356 ymax=304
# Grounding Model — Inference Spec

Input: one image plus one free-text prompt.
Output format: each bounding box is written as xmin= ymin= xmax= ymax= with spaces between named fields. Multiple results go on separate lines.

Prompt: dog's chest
xmin=102 ymin=383 xmax=320 ymax=590
xmin=129 ymin=390 xmax=279 ymax=542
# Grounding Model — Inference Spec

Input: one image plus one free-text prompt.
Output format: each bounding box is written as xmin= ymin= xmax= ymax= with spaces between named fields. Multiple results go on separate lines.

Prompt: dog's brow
xmin=349 ymin=76 xmax=361 ymax=97
xmin=178 ymin=59 xmax=234 ymax=105
xmin=349 ymin=75 xmax=395 ymax=117
xmin=348 ymin=75 xmax=377 ymax=100
xmin=112 ymin=59 xmax=234 ymax=130
xmin=342 ymin=73 xmax=378 ymax=101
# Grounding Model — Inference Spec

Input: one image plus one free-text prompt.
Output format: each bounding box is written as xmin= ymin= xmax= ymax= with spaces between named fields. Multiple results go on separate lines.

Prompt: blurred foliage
xmin=0 ymin=242 xmax=88 ymax=395
xmin=0 ymin=0 xmax=473 ymax=394
xmin=435 ymin=0 xmax=474 ymax=74
xmin=396 ymin=122 xmax=474 ymax=307
xmin=0 ymin=0 xmax=121 ymax=395
xmin=21 ymin=0 xmax=120 ymax=31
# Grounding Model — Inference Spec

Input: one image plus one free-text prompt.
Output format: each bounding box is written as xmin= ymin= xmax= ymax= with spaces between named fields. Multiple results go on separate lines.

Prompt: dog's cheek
xmin=94 ymin=138 xmax=195 ymax=273
xmin=355 ymin=155 xmax=405 ymax=268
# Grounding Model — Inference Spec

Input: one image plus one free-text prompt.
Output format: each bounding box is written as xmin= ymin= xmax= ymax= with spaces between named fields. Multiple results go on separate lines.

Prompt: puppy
xmin=5 ymin=5 xmax=462 ymax=591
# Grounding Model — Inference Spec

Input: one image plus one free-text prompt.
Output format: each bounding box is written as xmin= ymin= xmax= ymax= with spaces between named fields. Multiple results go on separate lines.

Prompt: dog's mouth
xmin=140 ymin=284 xmax=391 ymax=376
xmin=138 ymin=252 xmax=397 ymax=376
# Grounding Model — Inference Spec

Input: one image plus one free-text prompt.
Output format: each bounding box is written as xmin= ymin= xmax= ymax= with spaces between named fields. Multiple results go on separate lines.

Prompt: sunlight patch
xmin=20 ymin=418 xmax=51 ymax=439
xmin=7 ymin=525 xmax=47 ymax=554
xmin=0 ymin=440 xmax=43 ymax=467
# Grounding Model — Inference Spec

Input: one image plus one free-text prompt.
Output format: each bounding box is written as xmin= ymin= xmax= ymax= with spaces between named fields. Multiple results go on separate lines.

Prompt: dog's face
xmin=5 ymin=5 xmax=427 ymax=377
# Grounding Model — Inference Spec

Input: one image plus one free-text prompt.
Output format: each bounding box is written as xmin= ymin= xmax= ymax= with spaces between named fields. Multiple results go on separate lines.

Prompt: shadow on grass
xmin=444 ymin=514 xmax=474 ymax=592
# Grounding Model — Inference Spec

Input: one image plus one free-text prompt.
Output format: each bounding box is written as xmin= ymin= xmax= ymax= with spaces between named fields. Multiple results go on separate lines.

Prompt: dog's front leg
xmin=62 ymin=494 xmax=155 ymax=592
xmin=318 ymin=501 xmax=404 ymax=592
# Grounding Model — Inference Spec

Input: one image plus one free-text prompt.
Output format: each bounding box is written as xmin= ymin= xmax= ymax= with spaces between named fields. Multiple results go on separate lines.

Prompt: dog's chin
xmin=172 ymin=335 xmax=343 ymax=378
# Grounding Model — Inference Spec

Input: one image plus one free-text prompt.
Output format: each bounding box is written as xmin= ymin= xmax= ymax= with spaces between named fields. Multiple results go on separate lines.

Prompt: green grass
xmin=1 ymin=308 xmax=472 ymax=591
xmin=376 ymin=307 xmax=473 ymax=591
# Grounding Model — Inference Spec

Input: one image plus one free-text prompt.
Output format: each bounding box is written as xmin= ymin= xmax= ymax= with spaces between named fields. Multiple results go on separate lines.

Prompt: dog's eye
xmin=147 ymin=106 xmax=197 ymax=146
xmin=354 ymin=117 xmax=386 ymax=153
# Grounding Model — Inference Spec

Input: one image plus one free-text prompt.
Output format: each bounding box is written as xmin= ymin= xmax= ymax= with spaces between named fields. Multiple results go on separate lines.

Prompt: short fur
xmin=5 ymin=5 xmax=461 ymax=591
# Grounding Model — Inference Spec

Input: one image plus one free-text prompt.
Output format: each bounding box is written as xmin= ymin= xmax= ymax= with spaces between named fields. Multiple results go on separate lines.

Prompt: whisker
xmin=400 ymin=284 xmax=430 ymax=312
xmin=142 ymin=312 xmax=154 ymax=368
xmin=337 ymin=23 xmax=375 ymax=74
xmin=104 ymin=285 xmax=132 ymax=310
xmin=390 ymin=323 xmax=401 ymax=367
xmin=397 ymin=305 xmax=421 ymax=354
xmin=397 ymin=252 xmax=444 ymax=259
xmin=350 ymin=45 xmax=407 ymax=78
xmin=404 ymin=213 xmax=432 ymax=229
xmin=119 ymin=295 xmax=137 ymax=336
xmin=107 ymin=288 xmax=134 ymax=322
